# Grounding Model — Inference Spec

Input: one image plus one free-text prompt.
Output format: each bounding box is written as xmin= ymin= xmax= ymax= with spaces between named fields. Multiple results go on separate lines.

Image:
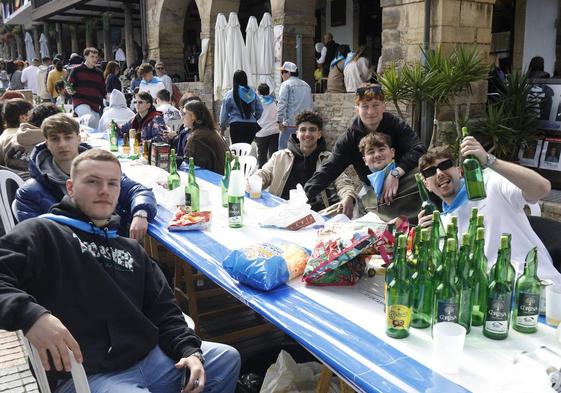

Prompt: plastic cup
xmin=546 ymin=284 xmax=561 ymax=327
xmin=248 ymin=176 xmax=262 ymax=199
xmin=432 ymin=322 xmax=467 ymax=374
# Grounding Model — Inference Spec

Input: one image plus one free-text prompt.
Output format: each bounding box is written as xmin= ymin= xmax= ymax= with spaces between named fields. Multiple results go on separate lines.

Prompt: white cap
xmin=280 ymin=61 xmax=297 ymax=73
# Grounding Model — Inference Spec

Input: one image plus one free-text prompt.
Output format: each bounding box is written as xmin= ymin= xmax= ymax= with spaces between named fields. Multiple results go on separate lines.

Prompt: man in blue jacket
xmin=15 ymin=113 xmax=157 ymax=240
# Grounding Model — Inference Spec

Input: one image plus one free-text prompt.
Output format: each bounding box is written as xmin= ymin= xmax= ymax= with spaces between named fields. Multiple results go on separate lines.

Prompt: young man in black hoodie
xmin=0 ymin=149 xmax=240 ymax=393
xmin=304 ymin=84 xmax=426 ymax=218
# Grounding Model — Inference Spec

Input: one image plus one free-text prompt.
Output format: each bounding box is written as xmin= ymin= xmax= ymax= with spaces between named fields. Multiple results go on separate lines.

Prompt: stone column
xmin=123 ymin=3 xmax=136 ymax=68
xmin=69 ymin=25 xmax=79 ymax=54
xmin=103 ymin=13 xmax=113 ymax=61
xmin=33 ymin=25 xmax=40 ymax=59
xmin=85 ymin=20 xmax=94 ymax=48
xmin=15 ymin=29 xmax=24 ymax=60
xmin=271 ymin=0 xmax=317 ymax=87
xmin=9 ymin=37 xmax=17 ymax=60
xmin=55 ymin=23 xmax=63 ymax=57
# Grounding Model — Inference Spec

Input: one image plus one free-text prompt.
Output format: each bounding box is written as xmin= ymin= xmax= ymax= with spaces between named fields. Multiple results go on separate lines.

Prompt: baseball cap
xmin=280 ymin=61 xmax=298 ymax=73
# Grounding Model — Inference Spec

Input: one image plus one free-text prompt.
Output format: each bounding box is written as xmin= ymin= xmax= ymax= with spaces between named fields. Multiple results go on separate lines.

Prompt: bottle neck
xmin=472 ymin=239 xmax=486 ymax=272
xmin=169 ymin=157 xmax=177 ymax=174
xmin=494 ymin=249 xmax=508 ymax=283
xmin=416 ymin=179 xmax=430 ymax=202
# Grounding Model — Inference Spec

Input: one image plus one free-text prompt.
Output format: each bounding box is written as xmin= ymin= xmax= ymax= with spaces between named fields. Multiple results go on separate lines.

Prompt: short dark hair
xmin=71 ymin=148 xmax=121 ymax=179
xmin=418 ymin=146 xmax=455 ymax=171
xmin=41 ymin=56 xmax=51 ymax=63
xmin=54 ymin=79 xmax=65 ymax=92
xmin=295 ymin=111 xmax=323 ymax=130
xmin=257 ymin=83 xmax=270 ymax=96
xmin=358 ymin=132 xmax=392 ymax=156
xmin=156 ymin=89 xmax=171 ymax=102
xmin=83 ymin=47 xmax=98 ymax=57
xmin=3 ymin=99 xmax=33 ymax=128
xmin=138 ymin=63 xmax=153 ymax=76
xmin=136 ymin=91 xmax=153 ymax=105
xmin=29 ymin=103 xmax=62 ymax=128
xmin=41 ymin=113 xmax=79 ymax=138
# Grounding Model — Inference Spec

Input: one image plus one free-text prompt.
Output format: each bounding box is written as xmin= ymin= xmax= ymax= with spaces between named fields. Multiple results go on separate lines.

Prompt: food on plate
xmin=168 ymin=206 xmax=211 ymax=231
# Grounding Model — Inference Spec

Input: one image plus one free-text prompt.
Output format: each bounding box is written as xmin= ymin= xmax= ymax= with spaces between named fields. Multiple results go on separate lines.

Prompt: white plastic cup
xmin=546 ymin=284 xmax=561 ymax=327
xmin=248 ymin=176 xmax=262 ymax=199
xmin=432 ymin=322 xmax=467 ymax=374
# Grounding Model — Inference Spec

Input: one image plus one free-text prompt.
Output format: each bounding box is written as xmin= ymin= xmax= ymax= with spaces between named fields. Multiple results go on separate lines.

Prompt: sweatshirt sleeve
xmin=141 ymin=253 xmax=201 ymax=360
xmin=304 ymin=131 xmax=354 ymax=200
xmin=118 ymin=174 xmax=157 ymax=221
xmin=0 ymin=222 xmax=50 ymax=333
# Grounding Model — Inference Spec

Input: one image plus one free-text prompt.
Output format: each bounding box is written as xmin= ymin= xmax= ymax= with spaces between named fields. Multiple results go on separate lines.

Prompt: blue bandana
xmin=238 ymin=86 xmax=256 ymax=104
xmin=330 ymin=55 xmax=344 ymax=68
xmin=367 ymin=161 xmax=395 ymax=202
xmin=260 ymin=95 xmax=274 ymax=105
xmin=344 ymin=52 xmax=354 ymax=68
xmin=442 ymin=179 xmax=468 ymax=214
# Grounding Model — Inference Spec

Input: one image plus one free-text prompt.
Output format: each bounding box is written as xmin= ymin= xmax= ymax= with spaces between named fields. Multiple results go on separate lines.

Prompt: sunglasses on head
xmin=421 ymin=159 xmax=455 ymax=178
xmin=356 ymin=85 xmax=383 ymax=97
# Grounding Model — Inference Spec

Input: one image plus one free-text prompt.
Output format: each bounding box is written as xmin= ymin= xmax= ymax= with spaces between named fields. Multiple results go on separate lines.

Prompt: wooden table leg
xmin=316 ymin=364 xmax=333 ymax=393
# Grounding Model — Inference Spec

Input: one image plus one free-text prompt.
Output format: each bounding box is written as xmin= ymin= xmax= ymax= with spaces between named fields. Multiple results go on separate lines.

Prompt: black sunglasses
xmin=421 ymin=159 xmax=455 ymax=178
xmin=356 ymin=85 xmax=383 ymax=97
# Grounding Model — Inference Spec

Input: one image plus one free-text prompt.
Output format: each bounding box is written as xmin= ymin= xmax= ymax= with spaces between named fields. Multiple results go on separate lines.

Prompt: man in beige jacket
xmin=253 ymin=111 xmax=356 ymax=213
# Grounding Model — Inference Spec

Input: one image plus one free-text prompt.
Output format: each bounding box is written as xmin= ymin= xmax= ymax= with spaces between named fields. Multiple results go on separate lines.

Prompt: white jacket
xmin=98 ymin=90 xmax=135 ymax=132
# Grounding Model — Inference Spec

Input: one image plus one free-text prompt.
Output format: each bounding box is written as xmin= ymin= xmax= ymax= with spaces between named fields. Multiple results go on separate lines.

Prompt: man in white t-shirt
xmin=138 ymin=63 xmax=166 ymax=100
xmin=21 ymin=58 xmax=40 ymax=94
xmin=155 ymin=62 xmax=173 ymax=96
xmin=155 ymin=88 xmax=181 ymax=123
xmin=417 ymin=139 xmax=560 ymax=283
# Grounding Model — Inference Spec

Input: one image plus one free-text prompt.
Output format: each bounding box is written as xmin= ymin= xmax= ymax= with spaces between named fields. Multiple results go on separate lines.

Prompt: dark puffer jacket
xmin=15 ymin=142 xmax=157 ymax=235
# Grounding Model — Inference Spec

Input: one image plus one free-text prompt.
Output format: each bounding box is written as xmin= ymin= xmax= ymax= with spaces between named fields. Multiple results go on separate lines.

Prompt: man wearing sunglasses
xmin=304 ymin=83 xmax=425 ymax=218
xmin=417 ymin=138 xmax=560 ymax=283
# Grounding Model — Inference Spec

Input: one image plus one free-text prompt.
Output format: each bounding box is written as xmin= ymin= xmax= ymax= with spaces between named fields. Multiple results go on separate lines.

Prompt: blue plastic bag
xmin=223 ymin=241 xmax=309 ymax=291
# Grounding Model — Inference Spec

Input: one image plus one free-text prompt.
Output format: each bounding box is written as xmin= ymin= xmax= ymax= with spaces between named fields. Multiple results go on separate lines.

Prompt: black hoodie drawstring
xmin=89 ymin=222 xmax=118 ymax=278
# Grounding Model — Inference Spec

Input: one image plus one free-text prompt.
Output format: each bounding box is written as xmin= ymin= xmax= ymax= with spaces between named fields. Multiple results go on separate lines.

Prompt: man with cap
xmin=277 ymin=61 xmax=313 ymax=150
xmin=21 ymin=58 xmax=40 ymax=95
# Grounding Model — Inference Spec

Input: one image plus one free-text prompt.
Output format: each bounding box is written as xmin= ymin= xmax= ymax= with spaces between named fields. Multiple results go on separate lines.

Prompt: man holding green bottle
xmin=417 ymin=136 xmax=560 ymax=283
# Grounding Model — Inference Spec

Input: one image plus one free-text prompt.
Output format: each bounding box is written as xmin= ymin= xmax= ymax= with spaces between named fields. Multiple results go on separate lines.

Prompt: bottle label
xmin=516 ymin=292 xmax=539 ymax=327
xmin=387 ymin=304 xmax=411 ymax=330
xmin=228 ymin=201 xmax=242 ymax=224
xmin=485 ymin=297 xmax=509 ymax=333
xmin=436 ymin=300 xmax=458 ymax=323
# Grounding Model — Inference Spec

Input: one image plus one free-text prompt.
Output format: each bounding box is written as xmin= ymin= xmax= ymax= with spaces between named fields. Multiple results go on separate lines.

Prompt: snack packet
xmin=223 ymin=240 xmax=309 ymax=291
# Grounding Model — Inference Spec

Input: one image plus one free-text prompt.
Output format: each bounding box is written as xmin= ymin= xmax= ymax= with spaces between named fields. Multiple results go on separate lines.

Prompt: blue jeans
xmin=55 ymin=342 xmax=240 ymax=393
xmin=278 ymin=126 xmax=296 ymax=150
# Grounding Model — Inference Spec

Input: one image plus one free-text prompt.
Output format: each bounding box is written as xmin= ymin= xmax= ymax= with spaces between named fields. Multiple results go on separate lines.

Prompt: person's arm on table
xmin=118 ymin=174 xmax=157 ymax=240
xmin=461 ymin=136 xmax=550 ymax=202
xmin=332 ymin=165 xmax=357 ymax=218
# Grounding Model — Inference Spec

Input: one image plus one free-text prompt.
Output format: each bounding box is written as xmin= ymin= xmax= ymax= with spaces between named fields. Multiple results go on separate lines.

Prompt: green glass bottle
xmin=489 ymin=233 xmax=515 ymax=291
xmin=461 ymin=126 xmax=486 ymax=200
xmin=109 ymin=120 xmax=118 ymax=152
xmin=384 ymin=235 xmax=404 ymax=307
xmin=477 ymin=215 xmax=484 ymax=228
xmin=483 ymin=235 xmax=512 ymax=340
xmin=185 ymin=157 xmax=200 ymax=212
xmin=232 ymin=155 xmax=240 ymax=170
xmin=167 ymin=149 xmax=181 ymax=191
xmin=386 ymin=234 xmax=413 ymax=339
xmin=512 ymin=247 xmax=540 ymax=334
xmin=411 ymin=228 xmax=433 ymax=329
xmin=435 ymin=223 xmax=455 ymax=285
xmin=450 ymin=215 xmax=459 ymax=249
xmin=457 ymin=233 xmax=473 ymax=334
xmin=228 ymin=169 xmax=244 ymax=228
xmin=221 ymin=152 xmax=231 ymax=208
xmin=432 ymin=238 xmax=460 ymax=327
xmin=429 ymin=210 xmax=442 ymax=274
xmin=470 ymin=227 xmax=488 ymax=326
xmin=415 ymin=173 xmax=437 ymax=215
xmin=467 ymin=207 xmax=478 ymax=252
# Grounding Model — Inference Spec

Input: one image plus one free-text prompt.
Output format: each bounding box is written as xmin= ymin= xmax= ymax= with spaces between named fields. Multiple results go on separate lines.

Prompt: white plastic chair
xmin=236 ymin=155 xmax=257 ymax=179
xmin=0 ymin=170 xmax=24 ymax=232
xmin=23 ymin=337 xmax=91 ymax=393
xmin=527 ymin=202 xmax=542 ymax=216
xmin=229 ymin=143 xmax=252 ymax=157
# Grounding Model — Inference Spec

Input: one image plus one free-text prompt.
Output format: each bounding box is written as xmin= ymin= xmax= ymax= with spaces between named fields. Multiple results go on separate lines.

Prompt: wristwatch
xmin=133 ymin=209 xmax=148 ymax=219
xmin=485 ymin=153 xmax=497 ymax=168
xmin=390 ymin=168 xmax=401 ymax=179
xmin=189 ymin=351 xmax=205 ymax=365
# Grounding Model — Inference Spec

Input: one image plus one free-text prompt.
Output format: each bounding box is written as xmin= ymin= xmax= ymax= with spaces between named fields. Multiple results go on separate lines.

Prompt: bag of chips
xmin=302 ymin=228 xmax=378 ymax=286
xmin=223 ymin=241 xmax=309 ymax=291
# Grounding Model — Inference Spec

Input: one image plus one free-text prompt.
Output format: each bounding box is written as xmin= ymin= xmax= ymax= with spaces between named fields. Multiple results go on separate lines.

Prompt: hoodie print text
xmin=73 ymin=233 xmax=135 ymax=272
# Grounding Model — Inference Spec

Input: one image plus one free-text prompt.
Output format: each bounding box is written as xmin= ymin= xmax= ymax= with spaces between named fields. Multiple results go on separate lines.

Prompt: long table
xmin=134 ymin=166 xmax=559 ymax=393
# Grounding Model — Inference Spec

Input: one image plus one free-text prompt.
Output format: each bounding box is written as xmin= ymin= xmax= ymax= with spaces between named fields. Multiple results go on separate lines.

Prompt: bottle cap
xmin=476 ymin=227 xmax=485 ymax=240
xmin=228 ymin=170 xmax=245 ymax=197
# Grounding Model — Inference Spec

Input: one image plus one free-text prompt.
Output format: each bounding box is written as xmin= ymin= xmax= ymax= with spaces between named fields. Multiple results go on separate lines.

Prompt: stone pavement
xmin=0 ymin=330 xmax=38 ymax=392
